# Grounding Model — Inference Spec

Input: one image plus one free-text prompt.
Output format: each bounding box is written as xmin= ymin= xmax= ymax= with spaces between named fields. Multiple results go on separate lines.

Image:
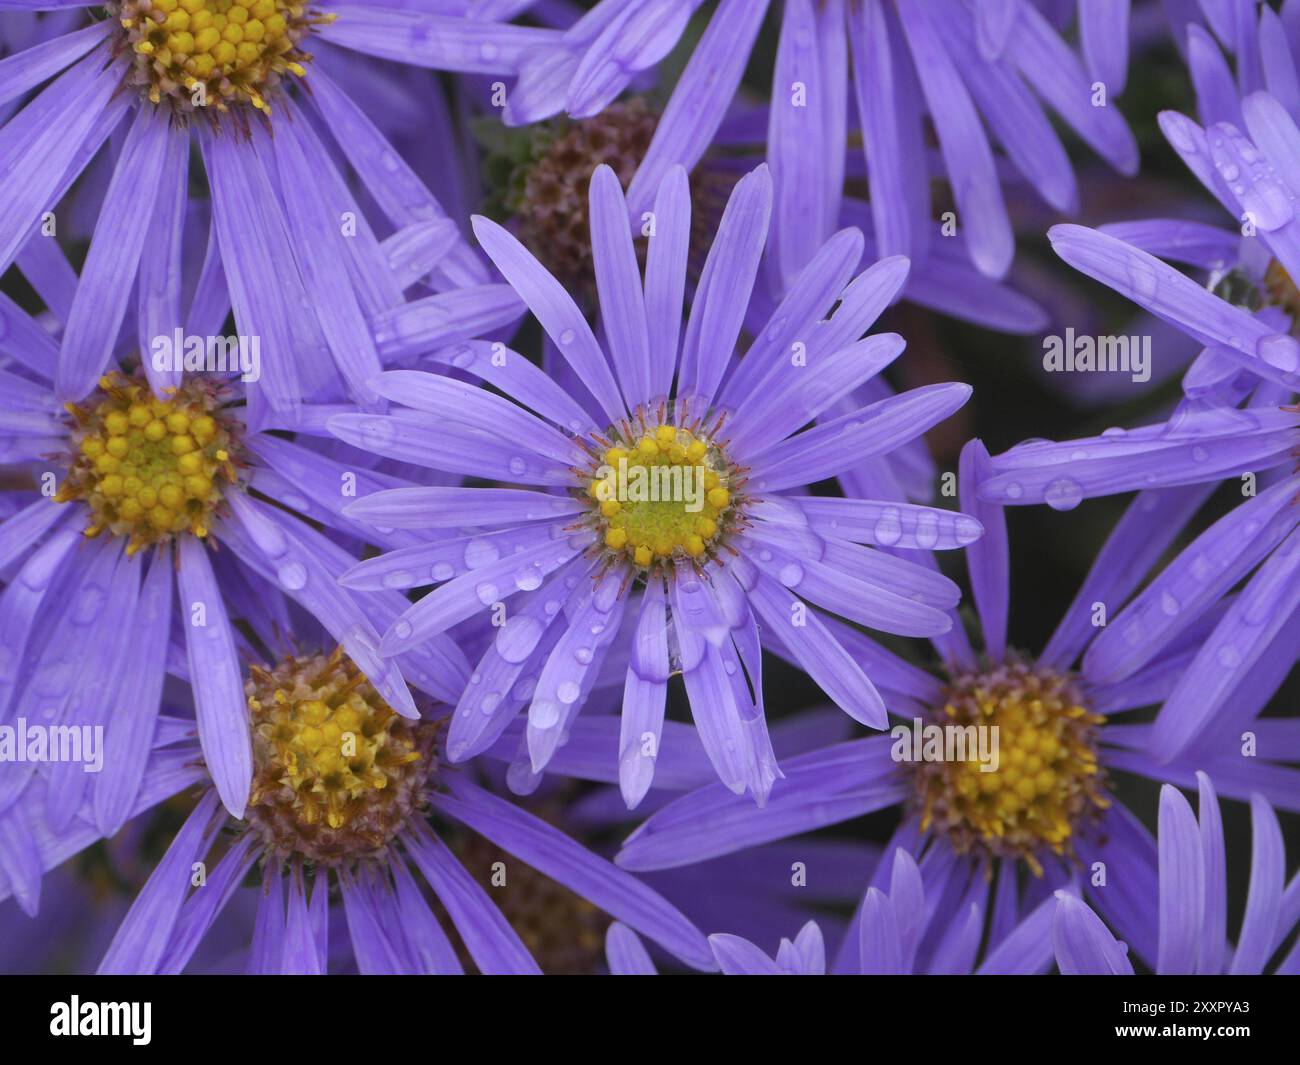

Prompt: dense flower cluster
xmin=0 ymin=0 xmax=1295 ymax=980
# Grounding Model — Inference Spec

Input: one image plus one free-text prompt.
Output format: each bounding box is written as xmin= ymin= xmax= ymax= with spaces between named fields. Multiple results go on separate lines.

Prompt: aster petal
xmin=1009 ymin=3 xmax=1139 ymax=174
xmin=748 ymin=382 xmax=972 ymax=492
xmin=320 ymin=7 xmax=552 ymax=71
xmin=1052 ymin=891 xmax=1134 ymax=974
xmin=433 ymin=780 xmax=715 ymax=971
xmin=848 ymin=0 xmax=929 ymax=264
xmin=0 ymin=20 xmax=106 ymax=109
xmin=976 ymin=892 xmax=1057 ymax=974
xmin=1080 ymin=0 xmax=1131 ymax=96
xmin=0 ymin=50 xmax=120 ymax=276
xmin=1049 ymin=223 xmax=1300 ymax=388
xmin=709 ymin=934 xmax=784 ymax=975
xmin=606 ymin=922 xmax=656 ymax=975
xmin=158 ymin=834 xmax=257 ymax=975
xmin=1196 ymin=771 xmax=1227 ymax=975
xmin=565 ymin=0 xmax=693 ymax=117
xmin=589 ymin=164 xmax=653 ymax=409
xmin=624 ymin=0 xmax=771 ymax=215
xmin=1156 ymin=784 xmax=1204 ymax=975
xmin=722 ymin=228 xmax=868 ymax=411
xmin=92 ymin=549 xmax=171 ymax=837
xmin=620 ymin=577 xmax=670 ymax=809
xmin=1230 ymin=793 xmax=1285 ymax=974
xmin=897 ymin=0 xmax=1012 ymax=278
xmin=402 ymin=822 xmax=541 ymax=975
xmin=1150 ymin=526 xmax=1300 ymax=761
xmin=56 ymin=105 xmax=172 ymax=400
xmin=678 ymin=165 xmax=772 ymax=404
xmin=98 ymin=791 xmax=221 ymax=974
xmin=177 ymin=538 xmax=252 ymax=818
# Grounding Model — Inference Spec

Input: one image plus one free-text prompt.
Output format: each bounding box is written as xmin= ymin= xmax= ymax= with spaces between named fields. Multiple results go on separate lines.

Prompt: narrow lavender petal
xmin=1229 ymin=793 xmax=1285 ymax=974
xmin=0 ymin=20 xmax=106 ymax=108
xmin=565 ymin=0 xmax=694 ymax=116
xmin=606 ymin=922 xmax=656 ymax=975
xmin=390 ymin=859 xmax=464 ymax=975
xmin=1080 ymin=0 xmax=1131 ymax=96
xmin=158 ymin=833 xmax=257 ymax=975
xmin=281 ymin=863 xmax=321 ymax=975
xmin=958 ymin=439 xmax=1008 ymax=662
xmin=848 ymin=0 xmax=929 ymax=264
xmin=343 ymin=486 xmax=580 ymax=532
xmin=768 ymin=0 xmax=830 ymax=287
xmin=1052 ymin=891 xmax=1134 ymax=974
xmin=1150 ymin=526 xmax=1300 ymax=761
xmin=791 ymin=496 xmax=982 ymax=550
xmin=976 ymin=892 xmax=1057 ymax=974
xmin=320 ymin=6 xmax=552 ymax=71
xmin=136 ymin=124 xmax=188 ymax=397
xmin=589 ymin=163 xmax=652 ymax=409
xmin=678 ymin=165 xmax=772 ymax=405
xmin=0 ymin=51 xmax=119 ymax=276
xmin=427 ymin=340 xmax=598 ymax=435
xmin=721 ymin=227 xmax=867 ymax=411
xmin=620 ymin=578 xmax=669 ymax=808
xmin=1196 ymin=771 xmax=1227 ymax=974
xmin=93 ymin=548 xmax=171 ymax=836
xmin=57 ymin=105 xmax=171 ymax=400
xmin=746 ymin=572 xmax=888 ymax=727
xmin=1009 ymin=3 xmax=1139 ymax=173
xmin=624 ymin=0 xmax=770 ymax=216
xmin=709 ymin=933 xmax=784 ymax=975
xmin=0 ymin=802 xmax=41 ymax=916
xmin=617 ymin=738 xmax=907 ymax=870
xmin=98 ymin=791 xmax=220 ymax=974
xmin=472 ymin=214 xmax=626 ymax=422
xmin=1046 ymin=483 xmax=1214 ymax=672
xmin=728 ymin=333 xmax=906 ymax=458
xmin=897 ymin=0 xmax=1012 ymax=278
xmin=1085 ymin=477 xmax=1297 ymax=683
xmin=748 ymin=382 xmax=972 ymax=492
xmin=640 ymin=165 xmax=691 ymax=400
xmin=336 ymin=868 xmax=404 ymax=974
xmin=177 ymin=538 xmax=252 ymax=818
xmin=1258 ymin=9 xmax=1300 ymax=116
xmin=1157 ymin=784 xmax=1204 ymax=974
xmin=379 ymin=534 xmax=582 ymax=655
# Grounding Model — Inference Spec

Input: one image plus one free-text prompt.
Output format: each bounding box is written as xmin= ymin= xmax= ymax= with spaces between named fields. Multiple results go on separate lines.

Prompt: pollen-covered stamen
xmin=915 ymin=660 xmax=1109 ymax=876
xmin=108 ymin=0 xmax=332 ymax=116
xmin=246 ymin=648 xmax=439 ymax=865
xmin=579 ymin=404 xmax=744 ymax=573
xmin=58 ymin=371 xmax=240 ymax=554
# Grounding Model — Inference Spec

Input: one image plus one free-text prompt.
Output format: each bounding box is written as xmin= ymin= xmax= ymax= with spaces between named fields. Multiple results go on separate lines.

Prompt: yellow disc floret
xmin=914 ymin=660 xmax=1109 ymax=876
xmin=246 ymin=648 xmax=438 ymax=864
xmin=109 ymin=0 xmax=333 ymax=116
xmin=581 ymin=410 xmax=742 ymax=573
xmin=58 ymin=372 xmax=239 ymax=554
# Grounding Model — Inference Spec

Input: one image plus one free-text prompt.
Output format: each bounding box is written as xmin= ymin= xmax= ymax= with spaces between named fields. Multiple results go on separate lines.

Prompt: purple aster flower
xmin=0 ymin=1 xmax=555 ymax=418
xmin=328 ymin=161 xmax=981 ymax=808
xmin=613 ymin=438 xmax=1298 ymax=971
xmin=0 ymin=635 xmax=716 ymax=974
xmin=1053 ymin=774 xmax=1300 ymax=975
xmin=500 ymin=0 xmax=1137 ymax=282
xmin=0 ymin=206 xmax=524 ymax=834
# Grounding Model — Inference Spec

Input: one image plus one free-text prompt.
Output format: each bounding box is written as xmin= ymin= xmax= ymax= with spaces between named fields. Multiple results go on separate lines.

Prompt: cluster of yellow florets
xmin=584 ymin=421 xmax=737 ymax=571
xmin=58 ymin=372 xmax=237 ymax=554
xmin=246 ymin=649 xmax=437 ymax=864
xmin=915 ymin=661 xmax=1109 ymax=876
xmin=110 ymin=0 xmax=331 ymax=115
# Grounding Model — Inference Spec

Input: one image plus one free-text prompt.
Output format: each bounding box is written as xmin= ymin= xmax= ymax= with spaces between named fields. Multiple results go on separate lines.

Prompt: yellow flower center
xmin=582 ymin=414 xmax=741 ymax=572
xmin=915 ymin=661 xmax=1109 ymax=876
xmin=246 ymin=648 xmax=438 ymax=864
xmin=109 ymin=0 xmax=331 ymax=115
xmin=1265 ymin=259 xmax=1300 ymax=324
xmin=58 ymin=372 xmax=238 ymax=554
